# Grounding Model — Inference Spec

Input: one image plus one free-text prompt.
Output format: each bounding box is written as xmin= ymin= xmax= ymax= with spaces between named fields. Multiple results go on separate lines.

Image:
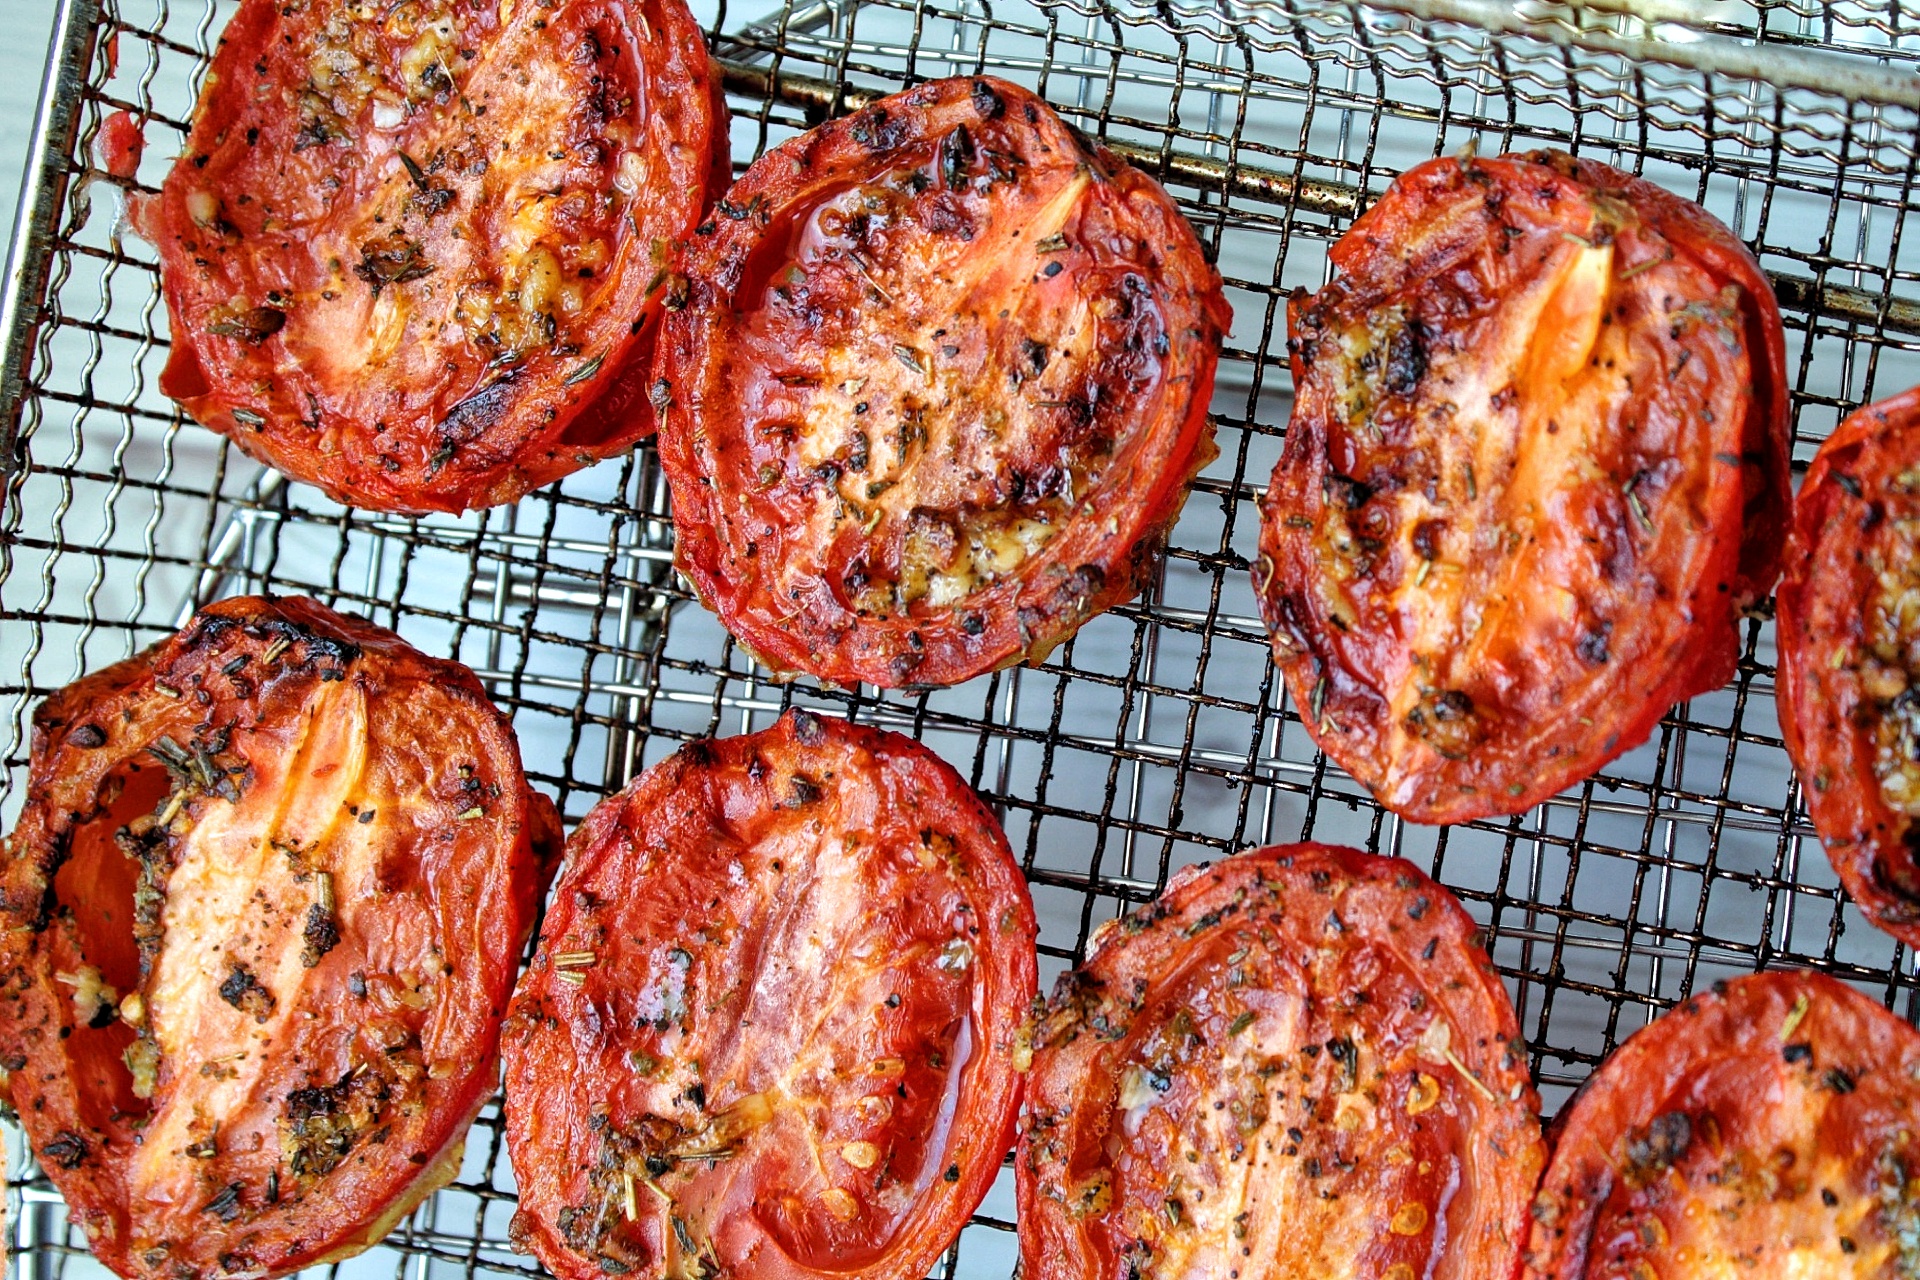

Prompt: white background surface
xmin=2 ymin=1 xmax=62 ymax=265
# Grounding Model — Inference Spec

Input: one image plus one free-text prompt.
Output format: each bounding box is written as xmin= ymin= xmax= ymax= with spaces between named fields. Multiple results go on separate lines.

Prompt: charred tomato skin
xmin=0 ymin=596 xmax=558 ymax=1280
xmin=1018 ymin=843 xmax=1544 ymax=1280
xmin=500 ymin=709 xmax=1038 ymax=1280
xmin=1257 ymin=150 xmax=1789 ymax=823
xmin=1526 ymin=971 xmax=1920 ymax=1278
xmin=655 ymin=76 xmax=1231 ymax=689
xmin=140 ymin=0 xmax=731 ymax=515
xmin=1777 ymin=386 xmax=1920 ymax=947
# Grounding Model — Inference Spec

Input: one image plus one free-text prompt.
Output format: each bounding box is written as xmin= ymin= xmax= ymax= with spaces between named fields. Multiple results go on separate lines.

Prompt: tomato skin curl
xmin=501 ymin=709 xmax=1038 ymax=1280
xmin=1018 ymin=842 xmax=1545 ymax=1280
xmin=0 ymin=595 xmax=558 ymax=1280
xmin=139 ymin=0 xmax=731 ymax=514
xmin=1256 ymin=150 xmax=1789 ymax=824
xmin=1778 ymin=385 xmax=1920 ymax=948
xmin=1526 ymin=971 xmax=1920 ymax=1279
xmin=656 ymin=75 xmax=1231 ymax=688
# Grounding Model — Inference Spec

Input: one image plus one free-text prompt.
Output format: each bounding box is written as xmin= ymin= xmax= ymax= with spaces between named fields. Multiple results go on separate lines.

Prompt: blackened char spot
xmin=788 ymin=709 xmax=825 ymax=746
xmin=941 ymin=124 xmax=975 ymax=191
xmin=42 ymin=1131 xmax=87 ymax=1169
xmin=784 ymin=774 xmax=822 ymax=808
xmin=1600 ymin=522 xmax=1636 ymax=583
xmin=439 ymin=369 xmax=524 ymax=454
xmin=557 ymin=1206 xmax=598 ymax=1250
xmin=1872 ymin=851 xmax=1920 ymax=919
xmin=301 ymin=903 xmax=340 ymax=967
xmin=287 ymin=1071 xmax=355 ymax=1121
xmin=293 ymin=118 xmax=335 ymax=151
xmin=232 ymin=616 xmax=361 ymax=673
xmin=1325 ymin=1036 xmax=1358 ymax=1090
xmin=219 ymin=963 xmax=276 ymax=1023
xmin=182 ymin=612 xmax=241 ymax=651
xmin=849 ymin=107 xmax=908 ymax=153
xmin=352 ymin=235 xmax=432 ymax=294
xmin=971 ymin=80 xmax=1006 ymax=119
xmin=1323 ymin=473 xmax=1372 ymax=510
xmin=923 ymin=193 xmax=976 ymax=241
xmin=66 ymin=723 xmax=107 ymax=749
xmin=1409 ymin=519 xmax=1445 ymax=561
xmin=1007 ymin=465 xmax=1067 ymax=507
xmin=1577 ymin=620 xmax=1612 ymax=664
xmin=207 ymin=306 xmax=286 ymax=344
xmin=411 ymin=186 xmax=455 ymax=217
xmin=1060 ymin=564 xmax=1107 ymax=611
xmin=202 ymin=1182 xmax=245 ymax=1222
xmin=1404 ymin=688 xmax=1480 ymax=760
xmin=1624 ymin=1111 xmax=1690 ymax=1178
xmin=286 ymin=1066 xmax=393 ymax=1178
xmin=1265 ymin=592 xmax=1316 ymax=657
xmin=1384 ymin=318 xmax=1427 ymax=396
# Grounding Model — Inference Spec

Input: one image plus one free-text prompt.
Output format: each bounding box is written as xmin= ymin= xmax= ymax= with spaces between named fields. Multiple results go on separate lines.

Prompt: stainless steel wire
xmin=6 ymin=1 xmax=1920 ymax=1277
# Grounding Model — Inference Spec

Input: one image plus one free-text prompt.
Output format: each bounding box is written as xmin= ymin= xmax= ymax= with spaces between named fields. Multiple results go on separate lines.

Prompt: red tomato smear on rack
xmin=94 ymin=111 xmax=144 ymax=182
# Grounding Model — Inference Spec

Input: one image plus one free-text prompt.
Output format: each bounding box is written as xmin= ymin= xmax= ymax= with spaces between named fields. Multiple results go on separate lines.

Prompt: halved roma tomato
xmin=1777 ymin=386 xmax=1920 ymax=947
xmin=0 ymin=596 xmax=558 ymax=1279
xmin=655 ymin=76 xmax=1231 ymax=688
xmin=1526 ymin=970 xmax=1920 ymax=1277
xmin=1257 ymin=150 xmax=1789 ymax=823
xmin=135 ymin=0 xmax=730 ymax=514
xmin=501 ymin=709 xmax=1038 ymax=1280
xmin=1019 ymin=843 xmax=1544 ymax=1280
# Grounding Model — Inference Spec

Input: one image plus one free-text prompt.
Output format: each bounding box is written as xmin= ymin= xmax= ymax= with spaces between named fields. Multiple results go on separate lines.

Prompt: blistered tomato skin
xmin=139 ymin=0 xmax=730 ymax=515
xmin=1257 ymin=150 xmax=1789 ymax=824
xmin=1526 ymin=971 xmax=1920 ymax=1278
xmin=0 ymin=596 xmax=558 ymax=1280
xmin=500 ymin=709 xmax=1038 ymax=1280
xmin=1018 ymin=843 xmax=1544 ymax=1280
xmin=1778 ymin=386 xmax=1920 ymax=947
xmin=655 ymin=76 xmax=1231 ymax=689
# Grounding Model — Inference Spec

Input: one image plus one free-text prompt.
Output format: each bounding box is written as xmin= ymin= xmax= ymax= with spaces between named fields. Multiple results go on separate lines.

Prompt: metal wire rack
xmin=7 ymin=0 xmax=1920 ymax=1276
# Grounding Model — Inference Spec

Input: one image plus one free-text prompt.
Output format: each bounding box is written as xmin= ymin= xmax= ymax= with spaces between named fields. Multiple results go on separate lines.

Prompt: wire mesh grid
xmin=6 ymin=0 xmax=1920 ymax=1277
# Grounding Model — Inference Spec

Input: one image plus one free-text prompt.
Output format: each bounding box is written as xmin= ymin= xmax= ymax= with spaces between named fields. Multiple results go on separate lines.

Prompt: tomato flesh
xmin=1018 ymin=843 xmax=1544 ymax=1280
xmin=656 ymin=76 xmax=1230 ymax=688
xmin=1778 ymin=385 xmax=1920 ymax=946
xmin=138 ymin=0 xmax=729 ymax=514
xmin=501 ymin=710 xmax=1038 ymax=1280
xmin=0 ymin=597 xmax=556 ymax=1280
xmin=1527 ymin=971 xmax=1920 ymax=1278
xmin=1256 ymin=151 xmax=1789 ymax=823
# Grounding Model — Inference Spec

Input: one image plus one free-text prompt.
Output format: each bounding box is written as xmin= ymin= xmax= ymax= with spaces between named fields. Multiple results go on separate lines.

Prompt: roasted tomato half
xmin=1527 ymin=970 xmax=1920 ymax=1277
xmin=655 ymin=75 xmax=1231 ymax=688
xmin=136 ymin=0 xmax=730 ymax=514
xmin=501 ymin=709 xmax=1038 ymax=1280
xmin=1019 ymin=843 xmax=1544 ymax=1280
xmin=1257 ymin=150 xmax=1789 ymax=823
xmin=0 ymin=596 xmax=558 ymax=1279
xmin=1778 ymin=386 xmax=1920 ymax=947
